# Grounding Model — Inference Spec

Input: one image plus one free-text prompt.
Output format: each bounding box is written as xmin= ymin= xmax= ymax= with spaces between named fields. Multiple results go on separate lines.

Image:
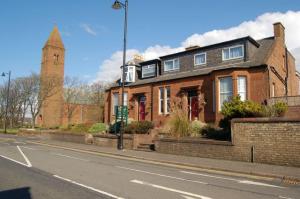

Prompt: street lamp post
xmin=112 ymin=0 xmax=128 ymax=150
xmin=1 ymin=71 xmax=11 ymax=134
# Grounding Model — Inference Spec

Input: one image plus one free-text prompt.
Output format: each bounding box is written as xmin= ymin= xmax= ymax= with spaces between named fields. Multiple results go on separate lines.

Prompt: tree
xmin=88 ymin=81 xmax=108 ymax=122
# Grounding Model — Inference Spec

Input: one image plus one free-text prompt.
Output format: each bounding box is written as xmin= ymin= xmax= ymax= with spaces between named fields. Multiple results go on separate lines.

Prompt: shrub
xmin=272 ymin=101 xmax=288 ymax=117
xmin=167 ymin=102 xmax=190 ymax=138
xmin=124 ymin=121 xmax=154 ymax=134
xmin=201 ymin=125 xmax=231 ymax=141
xmin=68 ymin=123 xmax=92 ymax=133
xmin=190 ymin=120 xmax=206 ymax=137
xmin=109 ymin=121 xmax=121 ymax=134
xmin=88 ymin=123 xmax=107 ymax=134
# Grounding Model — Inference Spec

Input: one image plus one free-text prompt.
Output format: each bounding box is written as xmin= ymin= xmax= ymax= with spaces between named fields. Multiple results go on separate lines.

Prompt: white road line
xmin=0 ymin=154 xmax=30 ymax=167
xmin=116 ymin=166 xmax=207 ymax=185
xmin=17 ymin=145 xmax=32 ymax=167
xmin=131 ymin=179 xmax=212 ymax=199
xmin=181 ymin=171 xmax=284 ymax=188
xmin=279 ymin=196 xmax=294 ymax=199
xmin=51 ymin=153 xmax=89 ymax=162
xmin=181 ymin=195 xmax=197 ymax=199
xmin=53 ymin=175 xmax=125 ymax=199
xmin=21 ymin=146 xmax=37 ymax=150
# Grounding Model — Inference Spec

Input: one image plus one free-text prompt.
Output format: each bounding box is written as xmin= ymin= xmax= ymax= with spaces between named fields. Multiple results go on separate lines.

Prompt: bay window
xmin=219 ymin=77 xmax=233 ymax=109
xmin=237 ymin=76 xmax=247 ymax=101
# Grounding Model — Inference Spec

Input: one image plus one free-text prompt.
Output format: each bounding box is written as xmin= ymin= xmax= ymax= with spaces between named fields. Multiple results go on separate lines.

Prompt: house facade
xmin=104 ymin=22 xmax=300 ymax=126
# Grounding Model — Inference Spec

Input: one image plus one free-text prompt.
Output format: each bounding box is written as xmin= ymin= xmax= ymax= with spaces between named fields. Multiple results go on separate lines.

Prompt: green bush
xmin=68 ymin=123 xmax=92 ymax=133
xmin=190 ymin=120 xmax=206 ymax=137
xmin=273 ymin=101 xmax=288 ymax=117
xmin=88 ymin=123 xmax=107 ymax=134
xmin=124 ymin=121 xmax=154 ymax=134
xmin=201 ymin=125 xmax=231 ymax=141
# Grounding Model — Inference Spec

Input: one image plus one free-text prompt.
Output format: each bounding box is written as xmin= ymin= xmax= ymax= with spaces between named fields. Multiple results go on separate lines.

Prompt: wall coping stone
xmin=232 ymin=117 xmax=300 ymax=123
xmin=93 ymin=133 xmax=133 ymax=140
xmin=156 ymin=137 xmax=233 ymax=146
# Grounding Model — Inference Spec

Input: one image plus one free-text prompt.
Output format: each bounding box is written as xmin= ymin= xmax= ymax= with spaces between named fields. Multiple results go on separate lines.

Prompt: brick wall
xmin=155 ymin=118 xmax=300 ymax=167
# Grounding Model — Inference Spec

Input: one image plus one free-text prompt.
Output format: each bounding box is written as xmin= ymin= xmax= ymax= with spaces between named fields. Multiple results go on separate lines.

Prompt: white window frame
xmin=142 ymin=64 xmax=156 ymax=78
xmin=194 ymin=53 xmax=206 ymax=66
xmin=219 ymin=76 xmax=233 ymax=111
xmin=222 ymin=45 xmax=244 ymax=61
xmin=165 ymin=87 xmax=170 ymax=114
xmin=122 ymin=65 xmax=135 ymax=82
xmin=112 ymin=93 xmax=119 ymax=115
xmin=123 ymin=92 xmax=128 ymax=106
xmin=237 ymin=76 xmax=247 ymax=101
xmin=164 ymin=58 xmax=180 ymax=72
xmin=158 ymin=87 xmax=164 ymax=115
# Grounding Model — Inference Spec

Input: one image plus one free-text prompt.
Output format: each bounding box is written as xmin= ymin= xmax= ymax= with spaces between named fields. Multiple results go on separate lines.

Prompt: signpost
xmin=114 ymin=105 xmax=128 ymax=134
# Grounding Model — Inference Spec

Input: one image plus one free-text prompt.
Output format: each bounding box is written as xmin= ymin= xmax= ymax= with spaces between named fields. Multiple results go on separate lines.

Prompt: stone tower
xmin=39 ymin=26 xmax=65 ymax=127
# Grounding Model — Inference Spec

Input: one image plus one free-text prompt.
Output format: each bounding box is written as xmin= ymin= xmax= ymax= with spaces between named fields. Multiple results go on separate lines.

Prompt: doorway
xmin=138 ymin=96 xmax=146 ymax=121
xmin=188 ymin=90 xmax=199 ymax=121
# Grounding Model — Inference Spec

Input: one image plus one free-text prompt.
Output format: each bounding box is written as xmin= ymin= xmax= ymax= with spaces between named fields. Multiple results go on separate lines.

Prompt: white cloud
xmin=95 ymin=10 xmax=300 ymax=82
xmin=80 ymin=23 xmax=97 ymax=36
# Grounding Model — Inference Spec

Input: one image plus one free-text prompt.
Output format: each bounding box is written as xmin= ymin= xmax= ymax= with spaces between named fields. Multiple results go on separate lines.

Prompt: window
xmin=222 ymin=45 xmax=244 ymax=60
xmin=165 ymin=87 xmax=170 ymax=114
xmin=164 ymin=59 xmax=179 ymax=71
xmin=53 ymin=54 xmax=59 ymax=64
xmin=219 ymin=77 xmax=233 ymax=110
xmin=237 ymin=76 xmax=247 ymax=101
xmin=123 ymin=65 xmax=135 ymax=82
xmin=212 ymin=80 xmax=215 ymax=113
xmin=272 ymin=83 xmax=275 ymax=97
xmin=142 ymin=64 xmax=156 ymax=78
xmin=159 ymin=87 xmax=171 ymax=114
xmin=194 ymin=53 xmax=206 ymax=66
xmin=112 ymin=93 xmax=119 ymax=115
xmin=159 ymin=87 xmax=164 ymax=114
xmin=123 ymin=92 xmax=128 ymax=106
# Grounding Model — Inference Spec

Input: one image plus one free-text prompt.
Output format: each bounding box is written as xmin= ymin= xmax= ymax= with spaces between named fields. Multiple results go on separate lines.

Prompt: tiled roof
xmin=109 ymin=36 xmax=274 ymax=89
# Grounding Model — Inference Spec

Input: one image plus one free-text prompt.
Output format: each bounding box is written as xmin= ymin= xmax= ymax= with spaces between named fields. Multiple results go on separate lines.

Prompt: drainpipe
xmin=285 ymin=47 xmax=289 ymax=96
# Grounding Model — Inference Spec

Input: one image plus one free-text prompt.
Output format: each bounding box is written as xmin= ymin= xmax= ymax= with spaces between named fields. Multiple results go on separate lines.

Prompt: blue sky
xmin=0 ymin=0 xmax=300 ymax=83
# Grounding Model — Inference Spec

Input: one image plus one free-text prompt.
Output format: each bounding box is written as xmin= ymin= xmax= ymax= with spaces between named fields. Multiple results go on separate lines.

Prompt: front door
xmin=138 ymin=96 xmax=146 ymax=121
xmin=188 ymin=91 xmax=199 ymax=121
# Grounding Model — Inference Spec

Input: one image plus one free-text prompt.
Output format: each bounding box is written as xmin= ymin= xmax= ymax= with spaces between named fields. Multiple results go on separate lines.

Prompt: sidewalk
xmin=28 ymin=138 xmax=300 ymax=183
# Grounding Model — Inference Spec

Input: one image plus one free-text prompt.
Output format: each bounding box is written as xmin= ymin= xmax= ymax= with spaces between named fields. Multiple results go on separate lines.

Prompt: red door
xmin=139 ymin=96 xmax=146 ymax=121
xmin=188 ymin=96 xmax=199 ymax=121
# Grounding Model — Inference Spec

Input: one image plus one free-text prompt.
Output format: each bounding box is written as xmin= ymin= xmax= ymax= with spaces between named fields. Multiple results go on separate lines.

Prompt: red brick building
xmin=104 ymin=22 xmax=300 ymax=126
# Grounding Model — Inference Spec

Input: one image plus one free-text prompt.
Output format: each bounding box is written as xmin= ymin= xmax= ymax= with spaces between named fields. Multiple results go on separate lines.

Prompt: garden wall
xmin=155 ymin=118 xmax=300 ymax=167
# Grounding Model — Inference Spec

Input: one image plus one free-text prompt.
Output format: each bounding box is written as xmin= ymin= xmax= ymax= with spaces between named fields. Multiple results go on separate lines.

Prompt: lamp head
xmin=112 ymin=0 xmax=123 ymax=9
xmin=1 ymin=72 xmax=5 ymax=77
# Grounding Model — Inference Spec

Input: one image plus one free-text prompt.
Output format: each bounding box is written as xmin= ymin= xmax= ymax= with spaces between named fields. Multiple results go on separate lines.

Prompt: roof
xmin=108 ymin=36 xmax=274 ymax=89
xmin=44 ymin=26 xmax=64 ymax=49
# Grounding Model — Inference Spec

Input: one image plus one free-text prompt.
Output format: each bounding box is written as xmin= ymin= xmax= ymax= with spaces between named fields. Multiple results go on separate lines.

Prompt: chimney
xmin=185 ymin=45 xmax=200 ymax=51
xmin=273 ymin=22 xmax=285 ymax=42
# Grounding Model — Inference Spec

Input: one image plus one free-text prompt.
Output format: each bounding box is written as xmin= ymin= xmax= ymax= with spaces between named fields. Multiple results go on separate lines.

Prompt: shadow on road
xmin=0 ymin=187 xmax=32 ymax=199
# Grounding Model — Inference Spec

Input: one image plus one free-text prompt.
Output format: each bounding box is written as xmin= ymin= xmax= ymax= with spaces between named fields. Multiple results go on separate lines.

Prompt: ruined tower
xmin=39 ymin=26 xmax=65 ymax=127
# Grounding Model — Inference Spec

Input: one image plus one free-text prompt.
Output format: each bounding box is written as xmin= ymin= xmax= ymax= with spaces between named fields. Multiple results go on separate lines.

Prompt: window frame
xmin=237 ymin=76 xmax=247 ymax=101
xmin=112 ymin=92 xmax=119 ymax=115
xmin=142 ymin=64 xmax=156 ymax=78
xmin=222 ymin=45 xmax=244 ymax=61
xmin=194 ymin=52 xmax=207 ymax=66
xmin=123 ymin=65 xmax=135 ymax=82
xmin=164 ymin=58 xmax=180 ymax=72
xmin=165 ymin=87 xmax=171 ymax=114
xmin=158 ymin=87 xmax=164 ymax=115
xmin=219 ymin=76 xmax=233 ymax=111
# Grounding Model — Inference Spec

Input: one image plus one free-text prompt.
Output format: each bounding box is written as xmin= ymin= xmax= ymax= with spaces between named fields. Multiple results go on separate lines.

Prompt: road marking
xmin=181 ymin=195 xmax=197 ymax=199
xmin=181 ymin=171 xmax=284 ymax=188
xmin=53 ymin=175 xmax=125 ymax=199
xmin=0 ymin=154 xmax=31 ymax=167
xmin=51 ymin=153 xmax=89 ymax=162
xmin=21 ymin=146 xmax=37 ymax=150
xmin=117 ymin=166 xmax=207 ymax=185
xmin=279 ymin=196 xmax=294 ymax=199
xmin=131 ymin=179 xmax=212 ymax=199
xmin=17 ymin=145 xmax=32 ymax=167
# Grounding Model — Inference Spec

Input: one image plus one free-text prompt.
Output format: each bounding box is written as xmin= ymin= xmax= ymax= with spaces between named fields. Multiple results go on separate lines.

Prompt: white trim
xmin=194 ymin=52 xmax=206 ymax=66
xmin=158 ymin=87 xmax=164 ymax=115
xmin=222 ymin=45 xmax=244 ymax=61
xmin=164 ymin=58 xmax=180 ymax=72
xmin=165 ymin=87 xmax=170 ymax=114
xmin=237 ymin=76 xmax=247 ymax=101
xmin=142 ymin=64 xmax=156 ymax=78
xmin=218 ymin=76 xmax=233 ymax=111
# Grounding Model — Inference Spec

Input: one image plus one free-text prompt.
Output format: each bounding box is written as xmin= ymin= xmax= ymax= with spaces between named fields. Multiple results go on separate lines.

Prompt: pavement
xmin=0 ymin=133 xmax=300 ymax=199
xmin=26 ymin=135 xmax=300 ymax=183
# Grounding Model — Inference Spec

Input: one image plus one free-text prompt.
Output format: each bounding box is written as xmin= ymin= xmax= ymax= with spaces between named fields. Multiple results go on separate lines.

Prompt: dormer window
xmin=194 ymin=53 xmax=206 ymax=66
xmin=222 ymin=45 xmax=244 ymax=61
xmin=164 ymin=59 xmax=179 ymax=71
xmin=123 ymin=65 xmax=135 ymax=82
xmin=142 ymin=64 xmax=156 ymax=78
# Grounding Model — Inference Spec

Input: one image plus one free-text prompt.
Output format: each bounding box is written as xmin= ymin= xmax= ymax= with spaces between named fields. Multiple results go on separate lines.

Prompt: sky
xmin=0 ymin=0 xmax=300 ymax=83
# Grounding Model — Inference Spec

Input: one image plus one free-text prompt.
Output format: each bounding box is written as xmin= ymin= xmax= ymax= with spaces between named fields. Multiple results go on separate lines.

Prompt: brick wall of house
xmin=155 ymin=118 xmax=300 ymax=167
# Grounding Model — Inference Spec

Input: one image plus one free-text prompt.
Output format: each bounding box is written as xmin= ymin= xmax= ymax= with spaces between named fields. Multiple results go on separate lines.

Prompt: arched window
xmin=53 ymin=54 xmax=59 ymax=65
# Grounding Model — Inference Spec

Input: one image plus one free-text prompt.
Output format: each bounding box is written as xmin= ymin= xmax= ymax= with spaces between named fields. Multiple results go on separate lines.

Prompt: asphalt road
xmin=0 ymin=134 xmax=299 ymax=199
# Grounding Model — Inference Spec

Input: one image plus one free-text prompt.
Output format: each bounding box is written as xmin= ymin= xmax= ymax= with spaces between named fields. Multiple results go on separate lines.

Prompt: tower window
xmin=54 ymin=54 xmax=59 ymax=64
